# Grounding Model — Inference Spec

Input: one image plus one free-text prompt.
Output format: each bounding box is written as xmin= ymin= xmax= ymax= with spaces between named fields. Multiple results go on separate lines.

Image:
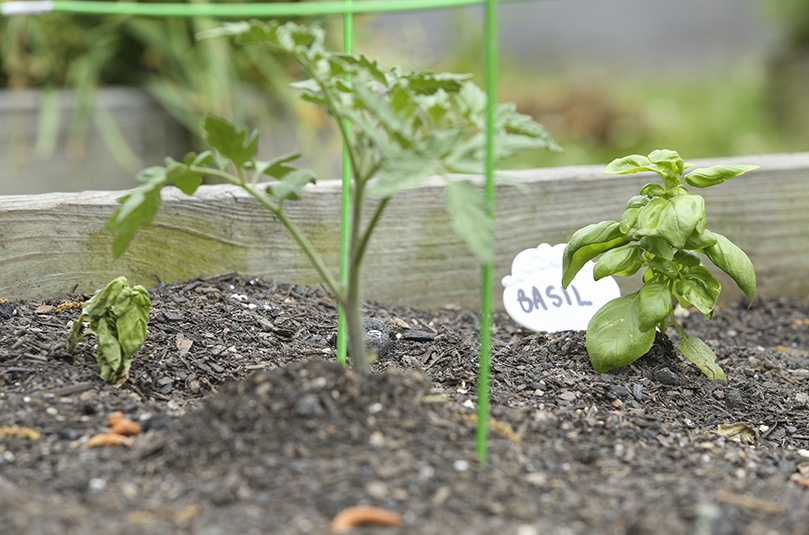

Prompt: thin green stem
xmin=352 ymin=197 xmax=390 ymax=267
xmin=293 ymin=58 xmax=362 ymax=185
xmin=242 ymin=182 xmax=344 ymax=301
xmin=186 ymin=164 xmax=342 ymax=299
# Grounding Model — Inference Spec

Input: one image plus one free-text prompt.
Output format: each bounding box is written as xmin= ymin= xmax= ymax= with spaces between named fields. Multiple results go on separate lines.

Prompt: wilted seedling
xmin=66 ymin=276 xmax=151 ymax=384
xmin=105 ymin=21 xmax=560 ymax=377
xmin=562 ymin=149 xmax=757 ymax=380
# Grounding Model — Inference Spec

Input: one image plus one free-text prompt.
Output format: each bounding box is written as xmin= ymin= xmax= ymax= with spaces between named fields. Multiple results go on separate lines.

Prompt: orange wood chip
xmin=110 ymin=419 xmax=141 ymax=436
xmin=87 ymin=433 xmax=133 ymax=448
xmin=330 ymin=505 xmax=403 ymax=533
xmin=107 ymin=412 xmax=140 ymax=436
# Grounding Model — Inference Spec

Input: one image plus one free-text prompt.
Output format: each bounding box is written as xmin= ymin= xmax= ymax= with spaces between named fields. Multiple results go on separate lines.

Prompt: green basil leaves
xmin=563 ymin=149 xmax=757 ymax=379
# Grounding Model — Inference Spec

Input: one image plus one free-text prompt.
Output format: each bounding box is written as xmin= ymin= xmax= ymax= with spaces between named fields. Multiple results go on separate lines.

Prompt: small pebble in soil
xmin=362 ymin=317 xmax=390 ymax=359
xmin=294 ymin=394 xmax=323 ymax=417
xmin=653 ymin=367 xmax=679 ymax=385
xmin=724 ymin=389 xmax=744 ymax=409
xmin=612 ymin=385 xmax=630 ymax=398
xmin=142 ymin=412 xmax=171 ymax=432
xmin=401 ymin=329 xmax=436 ymax=342
xmin=632 ymin=384 xmax=644 ymax=401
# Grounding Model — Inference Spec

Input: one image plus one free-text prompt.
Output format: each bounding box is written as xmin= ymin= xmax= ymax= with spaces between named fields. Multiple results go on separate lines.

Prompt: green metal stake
xmin=336 ymin=0 xmax=353 ymax=367
xmin=476 ymin=0 xmax=498 ymax=466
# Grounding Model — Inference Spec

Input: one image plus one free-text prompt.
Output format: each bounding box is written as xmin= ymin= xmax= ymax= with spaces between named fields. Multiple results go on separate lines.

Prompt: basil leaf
xmin=593 ymin=244 xmax=644 ymax=280
xmin=636 ymin=195 xmax=705 ymax=249
xmin=684 ymin=228 xmax=718 ymax=250
xmin=703 ymin=232 xmax=756 ymax=303
xmin=640 ymin=236 xmax=674 ymax=261
xmin=685 ymin=164 xmax=758 ymax=188
xmin=676 ymin=265 xmax=721 ymax=318
xmin=562 ymin=221 xmax=629 ymax=287
xmin=677 ymin=326 xmax=727 ymax=381
xmin=637 ymin=281 xmax=673 ymax=331
xmin=585 ymin=291 xmax=656 ymax=373
xmin=95 ymin=317 xmax=125 ymax=384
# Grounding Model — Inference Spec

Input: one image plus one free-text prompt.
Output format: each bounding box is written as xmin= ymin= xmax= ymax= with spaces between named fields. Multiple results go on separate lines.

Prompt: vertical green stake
xmin=477 ymin=0 xmax=498 ymax=466
xmin=336 ymin=0 xmax=353 ymax=367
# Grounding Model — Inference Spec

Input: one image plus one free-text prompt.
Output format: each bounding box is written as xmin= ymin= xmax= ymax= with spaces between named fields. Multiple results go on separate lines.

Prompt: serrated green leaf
xmin=637 ymin=281 xmax=673 ymax=331
xmin=562 ymin=221 xmax=629 ymax=287
xmin=586 ymin=292 xmax=657 ymax=373
xmin=352 ymin=80 xmax=411 ymax=147
xmin=203 ymin=115 xmax=258 ymax=167
xmin=254 ymin=152 xmax=302 ymax=179
xmin=703 ymin=232 xmax=756 ymax=303
xmin=369 ymin=148 xmax=436 ymax=198
xmin=165 ymin=160 xmax=205 ymax=195
xmin=266 ymin=169 xmax=316 ymax=201
xmin=106 ymin=168 xmax=168 ymax=258
xmin=677 ymin=327 xmax=726 ymax=380
xmin=334 ymin=53 xmax=388 ymax=85
xmin=446 ymin=180 xmax=493 ymax=265
xmin=685 ymin=164 xmax=759 ymax=188
xmin=593 ymin=244 xmax=644 ymax=280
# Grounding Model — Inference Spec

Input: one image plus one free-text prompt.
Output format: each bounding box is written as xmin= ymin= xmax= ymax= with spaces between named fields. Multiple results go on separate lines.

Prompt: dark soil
xmin=2 ymin=273 xmax=808 ymax=534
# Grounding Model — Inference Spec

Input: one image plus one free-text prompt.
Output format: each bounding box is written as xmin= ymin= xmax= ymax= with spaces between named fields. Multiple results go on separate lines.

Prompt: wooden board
xmin=2 ymin=152 xmax=808 ymax=310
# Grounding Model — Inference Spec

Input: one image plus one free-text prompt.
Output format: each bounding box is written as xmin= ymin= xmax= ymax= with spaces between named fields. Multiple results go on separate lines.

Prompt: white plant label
xmin=502 ymin=243 xmax=621 ymax=332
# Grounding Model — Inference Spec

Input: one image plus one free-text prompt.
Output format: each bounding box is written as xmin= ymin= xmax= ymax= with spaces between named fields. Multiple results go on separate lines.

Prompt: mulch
xmin=1 ymin=272 xmax=808 ymax=534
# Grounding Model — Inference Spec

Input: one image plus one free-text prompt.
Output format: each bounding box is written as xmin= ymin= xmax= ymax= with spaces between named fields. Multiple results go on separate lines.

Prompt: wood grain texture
xmin=2 ymin=152 xmax=808 ymax=309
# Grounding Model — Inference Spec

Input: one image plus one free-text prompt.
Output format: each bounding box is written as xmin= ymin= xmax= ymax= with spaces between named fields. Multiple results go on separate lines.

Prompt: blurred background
xmin=1 ymin=0 xmax=807 ymax=193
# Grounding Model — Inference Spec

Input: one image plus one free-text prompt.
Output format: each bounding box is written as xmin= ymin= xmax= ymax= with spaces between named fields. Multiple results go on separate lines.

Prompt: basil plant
xmin=562 ymin=150 xmax=757 ymax=380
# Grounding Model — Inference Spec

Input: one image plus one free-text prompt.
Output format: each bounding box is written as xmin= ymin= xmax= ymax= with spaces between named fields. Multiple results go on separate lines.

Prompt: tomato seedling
xmin=105 ymin=21 xmax=560 ymax=377
xmin=562 ymin=149 xmax=757 ymax=380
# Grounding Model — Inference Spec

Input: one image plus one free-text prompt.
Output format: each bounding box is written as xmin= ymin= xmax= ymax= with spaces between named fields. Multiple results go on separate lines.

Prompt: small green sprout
xmin=562 ymin=149 xmax=758 ymax=380
xmin=66 ymin=276 xmax=151 ymax=384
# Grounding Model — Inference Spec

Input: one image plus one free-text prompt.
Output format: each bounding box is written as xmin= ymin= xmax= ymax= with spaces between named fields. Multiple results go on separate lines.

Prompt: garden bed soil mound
xmin=1 ymin=273 xmax=808 ymax=534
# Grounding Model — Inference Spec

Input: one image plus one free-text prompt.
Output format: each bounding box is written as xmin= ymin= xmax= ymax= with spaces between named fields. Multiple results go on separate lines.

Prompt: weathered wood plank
xmin=2 ymin=152 xmax=808 ymax=309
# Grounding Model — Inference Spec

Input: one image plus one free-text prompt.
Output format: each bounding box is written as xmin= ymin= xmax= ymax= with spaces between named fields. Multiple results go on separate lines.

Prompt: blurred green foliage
xmin=0 ymin=0 xmax=322 ymax=174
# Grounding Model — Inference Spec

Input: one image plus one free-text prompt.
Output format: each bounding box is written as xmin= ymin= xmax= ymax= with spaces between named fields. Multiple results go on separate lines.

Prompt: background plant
xmin=562 ymin=149 xmax=757 ymax=380
xmin=66 ymin=276 xmax=151 ymax=384
xmin=105 ymin=20 xmax=560 ymax=377
xmin=0 ymin=1 xmax=322 ymax=174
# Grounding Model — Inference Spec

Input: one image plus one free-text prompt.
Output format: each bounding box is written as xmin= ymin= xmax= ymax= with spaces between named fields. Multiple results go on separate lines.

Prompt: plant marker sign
xmin=502 ymin=243 xmax=620 ymax=332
